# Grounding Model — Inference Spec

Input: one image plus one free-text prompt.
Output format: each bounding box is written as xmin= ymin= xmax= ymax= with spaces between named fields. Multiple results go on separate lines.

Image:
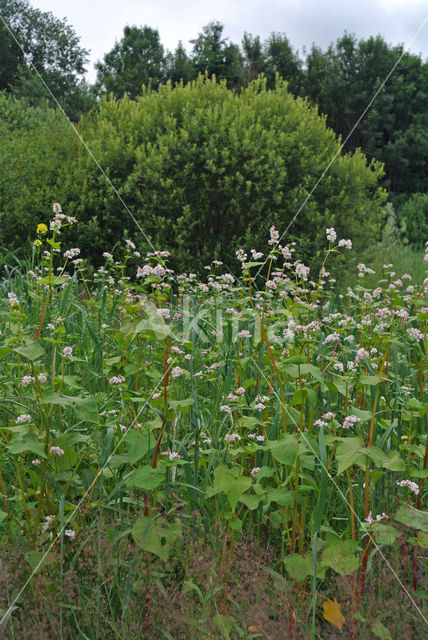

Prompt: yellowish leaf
xmin=323 ymin=598 xmax=345 ymax=631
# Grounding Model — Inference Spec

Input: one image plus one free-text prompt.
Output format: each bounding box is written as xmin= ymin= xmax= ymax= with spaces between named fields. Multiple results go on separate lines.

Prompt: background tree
xmin=94 ymin=25 xmax=166 ymax=99
xmin=164 ymin=41 xmax=196 ymax=86
xmin=303 ymin=33 xmax=428 ymax=197
xmin=263 ymin=33 xmax=303 ymax=93
xmin=241 ymin=33 xmax=265 ymax=85
xmin=0 ymin=0 xmax=91 ymax=119
xmin=190 ymin=21 xmax=243 ymax=88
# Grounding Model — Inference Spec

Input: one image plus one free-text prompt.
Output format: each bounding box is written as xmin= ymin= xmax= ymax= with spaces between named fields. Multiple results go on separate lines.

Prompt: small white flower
xmin=322 ymin=412 xmax=335 ymax=420
xmin=171 ymin=366 xmax=184 ymax=378
xmin=8 ymin=292 xmax=19 ymax=307
xmin=225 ymin=433 xmax=241 ymax=443
xmin=50 ymin=446 xmax=64 ymax=456
xmin=326 ymin=227 xmax=337 ymax=243
xmin=64 ymin=529 xmax=76 ymax=540
xmin=16 ymin=414 xmax=32 ymax=424
xmin=342 ymin=415 xmax=360 ymax=429
xmin=397 ymin=479 xmax=419 ymax=495
xmin=62 ymin=346 xmax=73 ymax=359
xmin=238 ymin=329 xmax=251 ymax=338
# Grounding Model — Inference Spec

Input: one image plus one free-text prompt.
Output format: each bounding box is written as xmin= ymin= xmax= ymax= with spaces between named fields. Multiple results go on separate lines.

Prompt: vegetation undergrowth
xmin=0 ymin=205 xmax=427 ymax=639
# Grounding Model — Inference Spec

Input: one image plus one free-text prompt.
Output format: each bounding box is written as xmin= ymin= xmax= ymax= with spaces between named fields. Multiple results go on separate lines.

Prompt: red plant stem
xmin=358 ymin=538 xmax=371 ymax=601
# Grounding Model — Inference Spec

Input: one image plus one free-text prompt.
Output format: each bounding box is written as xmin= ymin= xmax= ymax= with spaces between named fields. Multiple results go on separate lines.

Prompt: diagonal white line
xmin=250 ymin=353 xmax=428 ymax=625
xmin=252 ymin=14 xmax=428 ymax=284
xmin=0 ymin=358 xmax=177 ymax=628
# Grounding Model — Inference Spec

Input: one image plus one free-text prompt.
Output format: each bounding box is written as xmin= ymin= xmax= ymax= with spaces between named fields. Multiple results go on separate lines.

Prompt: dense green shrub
xmin=0 ymin=94 xmax=75 ymax=247
xmin=57 ymin=76 xmax=386 ymax=273
xmin=0 ymin=78 xmax=387 ymax=274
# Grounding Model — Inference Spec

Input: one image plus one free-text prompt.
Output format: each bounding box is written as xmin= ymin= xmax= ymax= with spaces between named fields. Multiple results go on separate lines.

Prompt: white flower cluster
xmin=396 ymin=479 xmax=419 ymax=495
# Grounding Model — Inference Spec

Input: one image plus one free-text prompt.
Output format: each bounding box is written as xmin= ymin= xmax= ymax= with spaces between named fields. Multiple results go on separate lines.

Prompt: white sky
xmin=25 ymin=1 xmax=428 ymax=82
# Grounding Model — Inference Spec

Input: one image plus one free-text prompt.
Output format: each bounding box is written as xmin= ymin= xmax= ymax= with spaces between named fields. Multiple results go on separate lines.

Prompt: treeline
xmin=0 ymin=0 xmax=427 ymax=256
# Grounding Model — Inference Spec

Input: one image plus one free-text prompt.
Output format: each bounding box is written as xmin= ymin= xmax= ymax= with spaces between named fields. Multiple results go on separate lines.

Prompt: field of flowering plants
xmin=0 ymin=205 xmax=427 ymax=639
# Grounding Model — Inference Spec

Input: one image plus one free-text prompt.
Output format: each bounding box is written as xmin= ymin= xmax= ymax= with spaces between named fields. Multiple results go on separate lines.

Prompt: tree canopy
xmin=0 ymin=0 xmax=91 ymax=119
xmin=94 ymin=25 xmax=166 ymax=99
xmin=40 ymin=77 xmax=386 ymax=274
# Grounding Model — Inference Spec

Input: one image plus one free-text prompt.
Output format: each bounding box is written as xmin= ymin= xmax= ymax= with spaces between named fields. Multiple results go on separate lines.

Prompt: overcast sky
xmin=28 ymin=0 xmax=428 ymax=82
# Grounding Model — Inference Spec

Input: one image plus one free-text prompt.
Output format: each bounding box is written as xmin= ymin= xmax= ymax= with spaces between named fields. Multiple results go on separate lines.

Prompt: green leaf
xmin=284 ymin=554 xmax=313 ymax=581
xmin=125 ymin=465 xmax=165 ymax=490
xmin=266 ymin=487 xmax=294 ymax=506
xmin=39 ymin=392 xmax=75 ymax=406
xmin=335 ymin=437 xmax=365 ymax=474
xmin=14 ymin=342 xmax=45 ymax=361
xmin=331 ymin=374 xmax=350 ymax=396
xmin=0 ymin=510 xmax=7 ymax=526
xmin=362 ymin=446 xmax=386 ymax=468
xmin=269 ymin=434 xmax=299 ymax=466
xmin=40 ymin=275 xmax=68 ymax=285
xmin=132 ymin=516 xmax=180 ymax=561
xmin=416 ymin=531 xmax=428 ymax=549
xmin=230 ymin=518 xmax=243 ymax=531
xmin=359 ymin=375 xmax=381 ymax=386
xmin=321 ymin=539 xmax=359 ymax=575
xmin=7 ymin=433 xmax=46 ymax=458
xmin=168 ymin=397 xmax=194 ymax=413
xmin=213 ymin=465 xmax=252 ymax=511
xmin=371 ymin=618 xmax=392 ymax=640
xmin=60 ymin=375 xmax=82 ymax=389
xmin=73 ymin=396 xmax=99 ymax=424
xmin=0 ymin=346 xmax=12 ymax=360
xmin=239 ymin=493 xmax=263 ymax=510
xmin=382 ymin=451 xmax=405 ymax=471
xmin=370 ymin=523 xmax=400 ymax=545
xmin=347 ymin=406 xmax=372 ymax=422
xmin=406 ymin=397 xmax=426 ymax=416
xmin=125 ymin=430 xmax=152 ymax=464
xmin=395 ymin=504 xmax=428 ymax=532
xmin=409 ymin=469 xmax=428 ymax=478
xmin=285 ymin=355 xmax=307 ymax=365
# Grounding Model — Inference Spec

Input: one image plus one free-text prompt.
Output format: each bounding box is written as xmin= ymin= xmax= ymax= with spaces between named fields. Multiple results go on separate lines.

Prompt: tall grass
xmin=0 ymin=209 xmax=427 ymax=639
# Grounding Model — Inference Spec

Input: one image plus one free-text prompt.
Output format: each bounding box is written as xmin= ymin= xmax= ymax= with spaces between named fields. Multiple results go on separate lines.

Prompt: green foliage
xmin=190 ymin=21 xmax=243 ymax=89
xmin=397 ymin=193 xmax=428 ymax=248
xmin=0 ymin=0 xmax=92 ymax=119
xmin=0 ymin=93 xmax=76 ymax=249
xmin=304 ymin=33 xmax=428 ymax=196
xmin=94 ymin=25 xmax=166 ymax=99
xmin=0 ymin=211 xmax=427 ymax=637
xmin=164 ymin=41 xmax=197 ymax=87
xmin=263 ymin=32 xmax=303 ymax=94
xmin=51 ymin=77 xmax=386 ymax=274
